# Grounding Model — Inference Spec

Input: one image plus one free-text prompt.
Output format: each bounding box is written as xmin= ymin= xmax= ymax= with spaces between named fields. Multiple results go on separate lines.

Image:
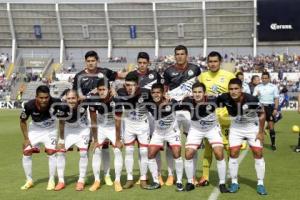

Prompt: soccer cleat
xmin=192 ymin=177 xmax=198 ymax=186
xmin=75 ymin=182 xmax=84 ymax=191
xmin=140 ymin=180 xmax=148 ymax=189
xmin=46 ymin=179 xmax=55 ymax=191
xmin=229 ymin=183 xmax=240 ymax=193
xmin=114 ymin=181 xmax=123 ymax=192
xmin=257 ymin=185 xmax=267 ymax=195
xmin=219 ymin=184 xmax=229 ymax=193
xmin=271 ymin=145 xmax=277 ymax=151
xmin=104 ymin=175 xmax=113 ymax=186
xmin=165 ymin=175 xmax=174 ymax=186
xmin=146 ymin=182 xmax=161 ymax=190
xmin=198 ymin=176 xmax=209 ymax=187
xmin=176 ymin=183 xmax=184 ymax=192
xmin=20 ymin=180 xmax=34 ymax=190
xmin=135 ymin=179 xmax=140 ymax=185
xmin=89 ymin=181 xmax=100 ymax=192
xmin=158 ymin=175 xmax=164 ymax=186
xmin=122 ymin=180 xmax=134 ymax=189
xmin=185 ymin=183 xmax=195 ymax=191
xmin=54 ymin=182 xmax=65 ymax=191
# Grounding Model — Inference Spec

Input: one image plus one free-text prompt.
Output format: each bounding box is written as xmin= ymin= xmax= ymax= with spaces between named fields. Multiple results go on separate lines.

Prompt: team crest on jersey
xmin=242 ymin=104 xmax=249 ymax=110
xmin=206 ymin=104 xmax=212 ymax=112
xmin=110 ymin=101 xmax=115 ymax=107
xmin=148 ymin=74 xmax=154 ymax=79
xmin=49 ymin=107 xmax=55 ymax=114
xmin=188 ymin=70 xmax=194 ymax=76
xmin=79 ymin=107 xmax=85 ymax=113
xmin=165 ymin=105 xmax=171 ymax=112
xmin=138 ymin=97 xmax=144 ymax=103
xmin=220 ymin=77 xmax=225 ymax=83
xmin=97 ymin=73 xmax=104 ymax=78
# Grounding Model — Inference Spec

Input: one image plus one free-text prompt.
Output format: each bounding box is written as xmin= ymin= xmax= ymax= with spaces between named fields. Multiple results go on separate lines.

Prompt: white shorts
xmin=229 ymin=124 xmax=262 ymax=150
xmin=176 ymin=110 xmax=191 ymax=133
xmin=186 ymin=125 xmax=223 ymax=150
xmin=64 ymin=126 xmax=90 ymax=150
xmin=28 ymin=124 xmax=57 ymax=151
xmin=149 ymin=126 xmax=181 ymax=147
xmin=123 ymin=118 xmax=150 ymax=147
xmin=98 ymin=125 xmax=116 ymax=147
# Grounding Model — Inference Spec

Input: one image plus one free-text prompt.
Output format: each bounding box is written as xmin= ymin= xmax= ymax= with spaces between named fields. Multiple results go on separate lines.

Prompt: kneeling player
xmin=146 ymin=83 xmax=184 ymax=191
xmin=183 ymin=82 xmax=228 ymax=193
xmin=20 ymin=85 xmax=60 ymax=190
xmin=89 ymin=79 xmax=123 ymax=192
xmin=217 ymin=78 xmax=267 ymax=195
xmin=55 ymin=89 xmax=90 ymax=191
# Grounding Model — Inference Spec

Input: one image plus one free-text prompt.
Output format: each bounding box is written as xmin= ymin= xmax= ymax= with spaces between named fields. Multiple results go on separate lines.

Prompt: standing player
xmin=253 ymin=72 xmax=279 ymax=151
xmin=217 ymin=78 xmax=267 ymax=195
xmin=89 ymin=79 xmax=123 ymax=192
xmin=55 ymin=89 xmax=90 ymax=191
xmin=163 ymin=45 xmax=201 ymax=185
xmin=114 ymin=73 xmax=150 ymax=189
xmin=198 ymin=51 xmax=235 ymax=186
xmin=20 ymin=85 xmax=60 ymax=190
xmin=73 ymin=50 xmax=127 ymax=185
xmin=236 ymin=71 xmax=251 ymax=94
xmin=146 ymin=83 xmax=184 ymax=191
xmin=183 ymin=82 xmax=228 ymax=193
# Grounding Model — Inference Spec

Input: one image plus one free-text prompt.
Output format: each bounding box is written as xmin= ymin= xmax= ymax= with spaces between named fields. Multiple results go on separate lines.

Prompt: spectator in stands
xmin=236 ymin=71 xmax=250 ymax=94
xmin=249 ymin=75 xmax=260 ymax=95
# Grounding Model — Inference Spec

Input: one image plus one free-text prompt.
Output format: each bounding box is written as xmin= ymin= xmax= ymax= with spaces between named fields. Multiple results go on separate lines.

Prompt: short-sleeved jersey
xmin=73 ymin=67 xmax=117 ymax=96
xmin=114 ymin=88 xmax=151 ymax=122
xmin=20 ymin=97 xmax=61 ymax=128
xmin=198 ymin=69 xmax=235 ymax=95
xmin=55 ymin=104 xmax=89 ymax=127
xmin=145 ymin=99 xmax=181 ymax=131
xmin=163 ymin=63 xmax=201 ymax=90
xmin=253 ymin=83 xmax=279 ymax=104
xmin=216 ymin=93 xmax=262 ymax=127
xmin=128 ymin=69 xmax=161 ymax=91
xmin=88 ymin=95 xmax=116 ymax=126
xmin=181 ymin=96 xmax=218 ymax=131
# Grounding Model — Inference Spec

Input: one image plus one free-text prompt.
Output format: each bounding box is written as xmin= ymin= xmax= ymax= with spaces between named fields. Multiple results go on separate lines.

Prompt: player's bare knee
xmin=185 ymin=148 xmax=195 ymax=160
xmin=252 ymin=150 xmax=263 ymax=159
xmin=213 ymin=145 xmax=224 ymax=160
xmin=46 ymin=149 xmax=56 ymax=155
xmin=230 ymin=149 xmax=240 ymax=158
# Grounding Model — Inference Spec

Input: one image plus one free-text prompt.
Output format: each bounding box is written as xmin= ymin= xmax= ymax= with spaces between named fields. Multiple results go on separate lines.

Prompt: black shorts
xmin=264 ymin=105 xmax=275 ymax=122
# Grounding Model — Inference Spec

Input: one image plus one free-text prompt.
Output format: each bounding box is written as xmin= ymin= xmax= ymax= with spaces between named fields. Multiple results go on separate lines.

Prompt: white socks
xmin=48 ymin=154 xmax=56 ymax=182
xmin=78 ymin=151 xmax=88 ymax=183
xmin=22 ymin=155 xmax=32 ymax=182
xmin=114 ymin=148 xmax=123 ymax=182
xmin=229 ymin=157 xmax=239 ymax=184
xmin=92 ymin=148 xmax=102 ymax=182
xmin=255 ymin=158 xmax=265 ymax=185
xmin=166 ymin=147 xmax=174 ymax=176
xmin=125 ymin=146 xmax=134 ymax=180
xmin=139 ymin=147 xmax=148 ymax=180
xmin=56 ymin=152 xmax=66 ymax=183
xmin=102 ymin=147 xmax=111 ymax=177
xmin=184 ymin=159 xmax=194 ymax=183
xmin=148 ymin=158 xmax=159 ymax=183
xmin=174 ymin=157 xmax=183 ymax=184
xmin=217 ymin=159 xmax=226 ymax=184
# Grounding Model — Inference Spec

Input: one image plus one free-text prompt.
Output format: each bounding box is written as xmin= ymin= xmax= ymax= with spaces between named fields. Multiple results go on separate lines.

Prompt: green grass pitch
xmin=0 ymin=110 xmax=299 ymax=200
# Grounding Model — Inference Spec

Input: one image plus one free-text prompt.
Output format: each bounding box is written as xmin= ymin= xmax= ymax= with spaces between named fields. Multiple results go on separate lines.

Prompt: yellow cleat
xmin=104 ymin=175 xmax=113 ymax=186
xmin=21 ymin=180 xmax=34 ymax=190
xmin=135 ymin=179 xmax=140 ymax=185
xmin=158 ymin=175 xmax=164 ymax=186
xmin=89 ymin=181 xmax=100 ymax=192
xmin=165 ymin=175 xmax=174 ymax=186
xmin=114 ymin=181 xmax=123 ymax=192
xmin=46 ymin=179 xmax=55 ymax=191
xmin=241 ymin=141 xmax=248 ymax=150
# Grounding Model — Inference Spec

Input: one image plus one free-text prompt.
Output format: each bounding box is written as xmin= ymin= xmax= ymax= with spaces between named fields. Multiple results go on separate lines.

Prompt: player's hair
xmin=262 ymin=71 xmax=270 ymax=78
xmin=174 ymin=45 xmax=188 ymax=55
xmin=36 ymin=85 xmax=50 ymax=96
xmin=192 ymin=82 xmax=206 ymax=92
xmin=137 ymin=52 xmax=150 ymax=62
xmin=64 ymin=89 xmax=79 ymax=97
xmin=85 ymin=50 xmax=99 ymax=61
xmin=251 ymin=75 xmax=259 ymax=82
xmin=96 ymin=78 xmax=110 ymax=89
xmin=235 ymin=71 xmax=244 ymax=77
xmin=228 ymin=78 xmax=242 ymax=88
xmin=207 ymin=51 xmax=223 ymax=61
xmin=125 ymin=72 xmax=139 ymax=83
xmin=151 ymin=83 xmax=164 ymax=92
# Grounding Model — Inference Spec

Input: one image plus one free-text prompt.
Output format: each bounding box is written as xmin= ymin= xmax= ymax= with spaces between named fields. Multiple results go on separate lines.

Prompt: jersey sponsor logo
xmin=171 ymin=72 xmax=179 ymax=76
xmin=32 ymin=112 xmax=40 ymax=116
xmin=148 ymin=74 xmax=154 ymax=79
xmin=82 ymin=78 xmax=89 ymax=81
xmin=188 ymin=70 xmax=194 ymax=76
